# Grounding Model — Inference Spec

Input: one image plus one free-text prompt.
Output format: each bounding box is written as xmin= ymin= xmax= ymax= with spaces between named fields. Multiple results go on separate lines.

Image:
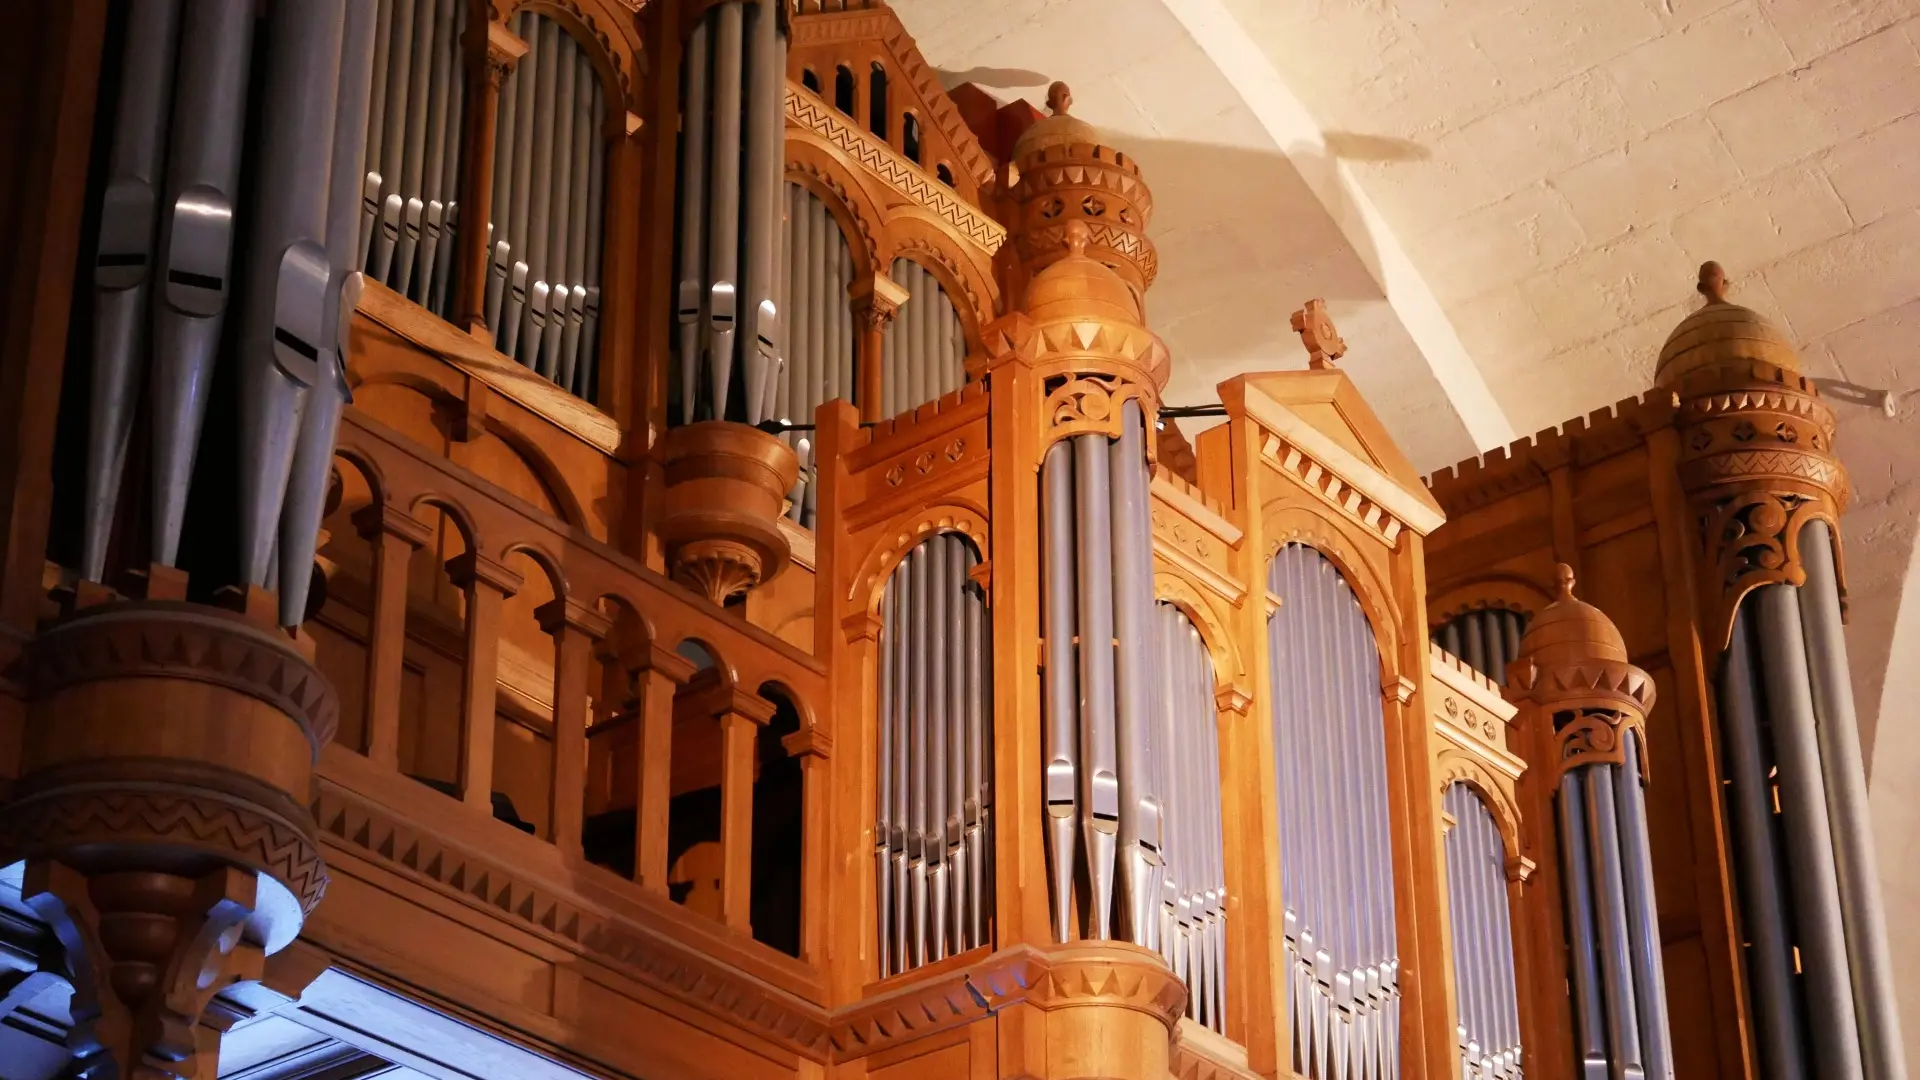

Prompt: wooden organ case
xmin=0 ymin=2 xmax=1905 ymax=1080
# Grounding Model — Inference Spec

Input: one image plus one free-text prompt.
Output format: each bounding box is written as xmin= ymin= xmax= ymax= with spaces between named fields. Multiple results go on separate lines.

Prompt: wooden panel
xmin=1580 ymin=525 xmax=1668 ymax=656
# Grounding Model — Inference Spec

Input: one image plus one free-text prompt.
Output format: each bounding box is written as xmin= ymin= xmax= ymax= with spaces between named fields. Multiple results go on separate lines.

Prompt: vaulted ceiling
xmin=897 ymin=0 xmax=1920 ymax=1050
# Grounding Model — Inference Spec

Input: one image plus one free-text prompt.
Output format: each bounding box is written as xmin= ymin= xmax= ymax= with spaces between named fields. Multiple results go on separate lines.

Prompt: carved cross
xmin=1290 ymin=298 xmax=1346 ymax=370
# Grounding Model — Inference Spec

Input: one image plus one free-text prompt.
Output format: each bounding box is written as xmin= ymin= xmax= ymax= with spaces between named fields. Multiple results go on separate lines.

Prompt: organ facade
xmin=0 ymin=4 xmax=1898 ymax=1080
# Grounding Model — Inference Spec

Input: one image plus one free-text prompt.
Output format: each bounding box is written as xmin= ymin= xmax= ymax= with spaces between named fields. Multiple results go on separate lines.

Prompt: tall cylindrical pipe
xmin=1755 ymin=584 xmax=1866 ymax=1080
xmin=1617 ymin=729 xmax=1674 ymax=1079
xmin=877 ymin=579 xmax=896 ymax=975
xmin=1042 ymin=441 xmax=1079 ymax=943
xmin=235 ymin=0 xmax=347 ymax=590
xmin=1799 ymin=521 xmax=1907 ymax=1080
xmin=1559 ymin=771 xmax=1610 ymax=1080
xmin=741 ymin=0 xmax=781 ymax=425
xmin=675 ymin=15 xmax=710 ymax=422
xmin=926 ymin=537 xmax=951 ymax=961
xmin=83 ymin=0 xmax=184 ymax=581
xmin=704 ymin=2 xmax=744 ymax=418
xmin=150 ymin=0 xmax=256 ymax=566
xmin=1073 ymin=431 xmax=1119 ymax=941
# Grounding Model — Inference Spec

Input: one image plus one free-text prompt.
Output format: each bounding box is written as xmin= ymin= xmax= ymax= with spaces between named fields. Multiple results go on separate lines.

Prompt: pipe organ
xmin=874 ymin=533 xmax=993 ymax=975
xmin=8 ymin=5 xmax=1911 ymax=1080
xmin=778 ymin=182 xmax=855 ymax=526
xmin=483 ymin=11 xmax=608 ymax=399
xmin=1266 ymin=542 xmax=1400 ymax=1080
xmin=1153 ymin=600 xmax=1228 ymax=1034
xmin=673 ymin=0 xmax=788 ymax=427
xmin=881 ymin=258 xmax=968 ymax=418
xmin=363 ymin=0 xmax=468 ymax=319
xmin=1442 ymin=782 xmax=1523 ymax=1080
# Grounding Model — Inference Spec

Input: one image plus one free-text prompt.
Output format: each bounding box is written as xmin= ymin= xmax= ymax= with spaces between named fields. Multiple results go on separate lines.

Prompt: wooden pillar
xmin=353 ymin=503 xmax=434 ymax=768
xmin=632 ymin=644 xmax=697 ymax=891
xmin=849 ymin=272 xmax=906 ymax=422
xmin=538 ymin=596 xmax=612 ymax=856
xmin=716 ymin=689 xmax=777 ymax=932
xmin=447 ymin=552 xmax=523 ymax=813
xmin=0 ymin=0 xmax=108 ymax=683
xmin=782 ymin=725 xmax=833 ymax=965
xmin=453 ymin=21 xmax=529 ymax=338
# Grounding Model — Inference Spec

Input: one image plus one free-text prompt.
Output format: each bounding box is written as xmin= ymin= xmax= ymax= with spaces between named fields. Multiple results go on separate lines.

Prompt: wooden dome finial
xmin=1698 ymin=261 xmax=1730 ymax=304
xmin=1046 ymin=80 xmax=1072 ymax=116
xmin=1555 ymin=563 xmax=1576 ymax=601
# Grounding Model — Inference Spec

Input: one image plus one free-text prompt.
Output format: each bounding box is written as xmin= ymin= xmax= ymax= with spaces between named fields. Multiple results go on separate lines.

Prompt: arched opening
xmin=801 ymin=67 xmax=821 ymax=93
xmin=751 ymin=683 xmax=805 ymax=957
xmin=903 ymin=113 xmax=921 ymax=163
xmin=310 ymin=459 xmax=377 ymax=754
xmin=868 ymin=62 xmax=888 ymax=139
xmin=936 ymin=163 xmax=954 ymax=186
xmin=1442 ymin=781 xmax=1524 ymax=1078
xmin=834 ymin=65 xmax=855 ymax=114
xmin=1266 ymin=541 xmax=1399 ymax=1076
xmin=489 ymin=548 xmax=559 ymax=838
xmin=881 ymin=258 xmax=967 ymax=418
xmin=486 ymin=11 xmax=609 ymax=401
xmin=580 ymin=597 xmax=653 ymax=878
xmin=874 ymin=531 xmax=993 ymax=975
xmin=666 ymin=640 xmax=725 ymax=917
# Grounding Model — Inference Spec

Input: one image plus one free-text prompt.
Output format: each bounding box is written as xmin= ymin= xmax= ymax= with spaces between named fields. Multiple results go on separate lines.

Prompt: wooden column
xmin=692 ymin=685 xmax=777 ymax=934
xmin=353 ymin=503 xmax=434 ymax=768
xmin=632 ymin=645 xmax=697 ymax=891
xmin=538 ymin=596 xmax=612 ymax=856
xmin=849 ymin=273 xmax=906 ymax=422
xmin=447 ymin=552 xmax=523 ymax=813
xmin=0 ymin=0 xmax=108 ymax=689
xmin=782 ymin=725 xmax=832 ymax=965
xmin=452 ymin=21 xmax=529 ymax=339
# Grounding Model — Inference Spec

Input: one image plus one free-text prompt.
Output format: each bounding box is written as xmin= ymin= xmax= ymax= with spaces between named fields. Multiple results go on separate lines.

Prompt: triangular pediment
xmin=1224 ymin=368 xmax=1447 ymax=534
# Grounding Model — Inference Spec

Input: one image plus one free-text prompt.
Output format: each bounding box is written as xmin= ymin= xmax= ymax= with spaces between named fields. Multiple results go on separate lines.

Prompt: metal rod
xmin=83 ymin=0 xmax=183 ymax=581
xmin=150 ymin=0 xmax=256 ymax=566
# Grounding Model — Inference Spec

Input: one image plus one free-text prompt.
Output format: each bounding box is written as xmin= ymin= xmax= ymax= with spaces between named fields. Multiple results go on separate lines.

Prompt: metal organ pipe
xmin=149 ymin=0 xmax=255 ymax=567
xmin=673 ymin=0 xmax=787 ymax=425
xmin=1434 ymin=611 xmax=1531 ymax=686
xmin=82 ymin=0 xmax=183 ymax=581
xmin=1153 ymin=602 xmax=1226 ymax=1032
xmin=1266 ymin=543 xmax=1399 ymax=1080
xmin=361 ymin=0 xmax=464 ymax=308
xmin=879 ymin=259 xmax=967 ymax=421
xmin=775 ymin=184 xmax=854 ymax=527
xmin=1443 ymin=783 xmax=1523 ymax=1080
xmin=874 ymin=534 xmax=992 ymax=975
xmin=78 ymin=0 xmax=373 ymax=617
xmin=479 ymin=13 xmax=606 ymax=398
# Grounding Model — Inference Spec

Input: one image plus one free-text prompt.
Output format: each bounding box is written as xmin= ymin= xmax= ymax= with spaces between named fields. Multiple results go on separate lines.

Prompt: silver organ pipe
xmin=361 ymin=0 xmax=465 ymax=312
xmin=673 ymin=0 xmax=787 ymax=426
xmin=1266 ymin=542 xmax=1398 ymax=1080
xmin=1038 ymin=402 xmax=1211 ymax=974
xmin=1443 ymin=783 xmax=1523 ymax=1080
xmin=776 ymin=183 xmax=854 ymax=528
xmin=875 ymin=533 xmax=993 ymax=975
xmin=1552 ymin=716 xmax=1674 ymax=1077
xmin=1712 ymin=518 xmax=1904 ymax=1080
xmin=77 ymin=0 xmax=372 ymax=618
xmin=1435 ymin=610 xmax=1530 ymax=686
xmin=82 ymin=0 xmax=184 ymax=581
xmin=1153 ymin=602 xmax=1227 ymax=1033
xmin=880 ymin=259 xmax=965 ymax=420
xmin=483 ymin=14 xmax=606 ymax=399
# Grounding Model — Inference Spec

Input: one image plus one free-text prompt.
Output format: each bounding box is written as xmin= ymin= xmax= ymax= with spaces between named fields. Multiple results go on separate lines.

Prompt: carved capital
xmin=351 ymin=502 xmax=434 ymax=548
xmin=848 ymin=272 xmax=909 ymax=330
xmin=1042 ymin=373 xmax=1155 ymax=447
xmin=24 ymin=861 xmax=267 ymax=1080
xmin=446 ymin=551 xmax=525 ymax=597
xmin=1551 ymin=708 xmax=1649 ymax=784
xmin=536 ymin=596 xmax=613 ymax=639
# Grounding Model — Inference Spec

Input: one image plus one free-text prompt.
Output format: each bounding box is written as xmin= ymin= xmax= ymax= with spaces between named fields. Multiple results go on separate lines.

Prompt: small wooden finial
xmin=1698 ymin=261 xmax=1730 ymax=304
xmin=1290 ymin=298 xmax=1347 ymax=370
xmin=1554 ymin=563 xmax=1576 ymax=601
xmin=1046 ymin=81 xmax=1072 ymax=116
